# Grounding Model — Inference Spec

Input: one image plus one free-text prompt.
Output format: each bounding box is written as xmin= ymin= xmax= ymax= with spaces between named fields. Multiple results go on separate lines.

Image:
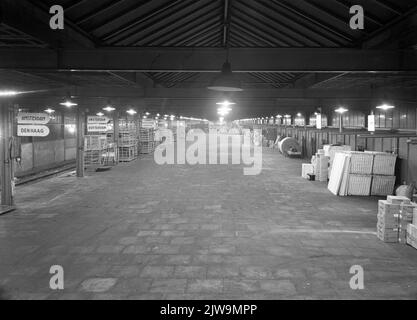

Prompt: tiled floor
xmin=1 ymin=149 xmax=417 ymax=300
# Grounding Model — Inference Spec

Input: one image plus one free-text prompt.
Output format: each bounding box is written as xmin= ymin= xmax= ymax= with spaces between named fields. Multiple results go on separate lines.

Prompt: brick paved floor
xmin=1 ymin=149 xmax=417 ymax=300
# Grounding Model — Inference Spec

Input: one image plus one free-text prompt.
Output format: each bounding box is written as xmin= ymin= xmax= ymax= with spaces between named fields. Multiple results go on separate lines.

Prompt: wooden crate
xmin=370 ymin=152 xmax=397 ymax=176
xmin=347 ymin=174 xmax=372 ymax=196
xmin=371 ymin=175 xmax=396 ymax=196
xmin=348 ymin=152 xmax=374 ymax=175
xmin=119 ymin=146 xmax=137 ymax=162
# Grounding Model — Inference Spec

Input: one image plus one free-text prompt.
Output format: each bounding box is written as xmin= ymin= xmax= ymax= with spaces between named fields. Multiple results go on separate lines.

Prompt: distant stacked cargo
xmin=328 ymin=151 xmax=397 ymax=197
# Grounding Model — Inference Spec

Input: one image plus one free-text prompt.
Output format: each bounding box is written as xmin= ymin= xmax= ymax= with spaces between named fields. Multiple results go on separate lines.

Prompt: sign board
xmin=17 ymin=112 xmax=50 ymax=125
xmin=368 ymin=114 xmax=375 ymax=132
xmin=87 ymin=124 xmax=108 ymax=132
xmin=316 ymin=114 xmax=322 ymax=129
xmin=87 ymin=116 xmax=109 ymax=124
xmin=142 ymin=119 xmax=156 ymax=129
xmin=17 ymin=125 xmax=50 ymax=137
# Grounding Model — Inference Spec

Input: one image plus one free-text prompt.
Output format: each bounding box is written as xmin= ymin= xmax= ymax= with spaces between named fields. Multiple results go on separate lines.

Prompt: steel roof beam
xmin=0 ymin=0 xmax=97 ymax=48
xmin=1 ymin=47 xmax=415 ymax=72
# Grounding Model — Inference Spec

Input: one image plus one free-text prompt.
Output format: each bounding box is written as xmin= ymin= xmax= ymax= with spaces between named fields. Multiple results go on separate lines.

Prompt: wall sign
xmin=87 ymin=124 xmax=108 ymax=132
xmin=368 ymin=114 xmax=375 ymax=132
xmin=17 ymin=112 xmax=50 ymax=125
xmin=87 ymin=116 xmax=109 ymax=124
xmin=17 ymin=125 xmax=50 ymax=137
xmin=316 ymin=114 xmax=322 ymax=129
xmin=142 ymin=119 xmax=156 ymax=129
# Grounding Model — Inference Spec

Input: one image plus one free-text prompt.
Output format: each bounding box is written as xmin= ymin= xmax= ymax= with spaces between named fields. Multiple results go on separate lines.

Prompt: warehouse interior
xmin=1 ymin=0 xmax=417 ymax=300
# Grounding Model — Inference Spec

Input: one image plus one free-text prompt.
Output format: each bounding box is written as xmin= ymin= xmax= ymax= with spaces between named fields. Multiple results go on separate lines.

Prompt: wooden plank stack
xmin=328 ymin=151 xmax=397 ymax=197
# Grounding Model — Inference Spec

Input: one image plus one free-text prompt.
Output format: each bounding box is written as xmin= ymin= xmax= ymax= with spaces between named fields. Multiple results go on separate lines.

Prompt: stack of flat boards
xmin=328 ymin=152 xmax=350 ymax=195
xmin=328 ymin=151 xmax=397 ymax=197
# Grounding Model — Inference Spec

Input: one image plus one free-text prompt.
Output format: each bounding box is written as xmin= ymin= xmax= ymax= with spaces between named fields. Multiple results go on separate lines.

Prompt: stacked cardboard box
xmin=406 ymin=207 xmax=417 ymax=249
xmin=302 ymin=163 xmax=314 ymax=179
xmin=314 ymin=154 xmax=329 ymax=182
xmin=302 ymin=150 xmax=329 ymax=182
xmin=377 ymin=196 xmax=416 ymax=243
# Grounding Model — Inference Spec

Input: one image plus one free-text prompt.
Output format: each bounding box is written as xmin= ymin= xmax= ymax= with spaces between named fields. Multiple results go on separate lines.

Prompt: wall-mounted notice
xmin=87 ymin=116 xmax=108 ymax=124
xmin=142 ymin=119 xmax=156 ymax=129
xmin=87 ymin=124 xmax=108 ymax=132
xmin=17 ymin=112 xmax=50 ymax=125
xmin=368 ymin=114 xmax=375 ymax=132
xmin=17 ymin=125 xmax=50 ymax=137
xmin=316 ymin=114 xmax=322 ymax=129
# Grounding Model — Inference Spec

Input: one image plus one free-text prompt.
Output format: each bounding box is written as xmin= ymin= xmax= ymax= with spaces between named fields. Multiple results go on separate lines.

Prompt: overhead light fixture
xmin=60 ymin=100 xmax=78 ymax=107
xmin=126 ymin=109 xmax=137 ymax=115
xmin=216 ymin=100 xmax=236 ymax=107
xmin=44 ymin=108 xmax=55 ymax=114
xmin=208 ymin=61 xmax=243 ymax=92
xmin=96 ymin=112 xmax=104 ymax=117
xmin=376 ymin=104 xmax=395 ymax=111
xmin=103 ymin=106 xmax=116 ymax=112
xmin=0 ymin=90 xmax=20 ymax=97
xmin=335 ymin=107 xmax=348 ymax=114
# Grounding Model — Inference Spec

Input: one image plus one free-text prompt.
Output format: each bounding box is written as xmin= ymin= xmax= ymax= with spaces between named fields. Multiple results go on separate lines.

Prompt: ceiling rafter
xmin=100 ymin=0 xmax=189 ymax=43
xmin=232 ymin=5 xmax=306 ymax=46
xmin=269 ymin=0 xmax=354 ymax=44
xmin=333 ymin=0 xmax=384 ymax=27
xmin=254 ymin=0 xmax=343 ymax=47
xmin=75 ymin=0 xmax=127 ymax=25
xmin=133 ymin=1 xmax=221 ymax=46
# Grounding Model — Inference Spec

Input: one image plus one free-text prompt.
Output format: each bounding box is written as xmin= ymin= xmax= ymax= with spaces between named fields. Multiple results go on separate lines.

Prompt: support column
xmin=0 ymin=101 xmax=14 ymax=206
xmin=113 ymin=111 xmax=120 ymax=146
xmin=76 ymin=107 xmax=85 ymax=177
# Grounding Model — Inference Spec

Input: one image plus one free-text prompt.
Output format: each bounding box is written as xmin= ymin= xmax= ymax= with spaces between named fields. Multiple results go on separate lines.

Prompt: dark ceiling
xmin=0 ymin=0 xmax=416 ymax=117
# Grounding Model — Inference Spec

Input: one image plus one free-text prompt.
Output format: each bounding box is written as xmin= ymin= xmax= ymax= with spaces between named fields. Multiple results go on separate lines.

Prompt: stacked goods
xmin=85 ymin=135 xmax=107 ymax=151
xmin=139 ymin=128 xmax=155 ymax=154
xmin=278 ymin=137 xmax=302 ymax=157
xmin=119 ymin=130 xmax=138 ymax=162
xmin=302 ymin=149 xmax=329 ymax=181
xmin=323 ymin=145 xmax=352 ymax=174
xmin=313 ymin=153 xmax=329 ymax=182
xmin=328 ymin=151 xmax=397 ymax=197
xmin=84 ymin=135 xmax=108 ymax=166
xmin=407 ymin=208 xmax=417 ymax=249
xmin=366 ymin=152 xmax=397 ymax=196
xmin=376 ymin=196 xmax=416 ymax=243
xmin=302 ymin=163 xmax=314 ymax=179
xmin=399 ymin=202 xmax=416 ymax=244
xmin=328 ymin=151 xmax=373 ymax=196
xmin=371 ymin=175 xmax=396 ymax=196
xmin=366 ymin=151 xmax=397 ymax=175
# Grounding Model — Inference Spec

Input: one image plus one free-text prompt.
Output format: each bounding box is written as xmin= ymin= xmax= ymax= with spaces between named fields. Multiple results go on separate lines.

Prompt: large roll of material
xmin=278 ymin=137 xmax=301 ymax=157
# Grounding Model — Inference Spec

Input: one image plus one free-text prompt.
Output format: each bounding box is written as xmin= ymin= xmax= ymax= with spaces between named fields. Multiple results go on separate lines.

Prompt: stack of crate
xmin=377 ymin=196 xmax=416 ymax=243
xmin=118 ymin=130 xmax=138 ymax=162
xmin=366 ymin=152 xmax=397 ymax=196
xmin=139 ymin=128 xmax=155 ymax=154
xmin=84 ymin=135 xmax=108 ymax=166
